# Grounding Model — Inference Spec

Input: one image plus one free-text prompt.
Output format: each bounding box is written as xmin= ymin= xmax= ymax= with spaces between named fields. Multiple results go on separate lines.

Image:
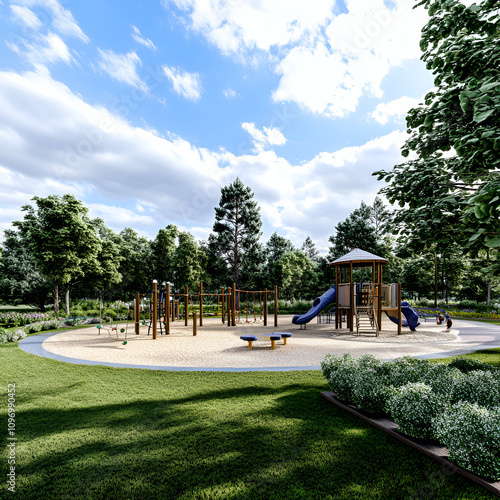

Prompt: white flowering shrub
xmin=452 ymin=370 xmax=500 ymax=409
xmin=321 ymin=353 xmax=349 ymax=380
xmin=421 ymin=363 xmax=464 ymax=396
xmin=327 ymin=354 xmax=359 ymax=402
xmin=350 ymin=367 xmax=393 ymax=414
xmin=0 ymin=328 xmax=29 ymax=343
xmin=387 ymin=383 xmax=449 ymax=440
xmin=385 ymin=356 xmax=431 ymax=388
xmin=27 ymin=322 xmax=43 ymax=333
xmin=433 ymin=402 xmax=500 ymax=480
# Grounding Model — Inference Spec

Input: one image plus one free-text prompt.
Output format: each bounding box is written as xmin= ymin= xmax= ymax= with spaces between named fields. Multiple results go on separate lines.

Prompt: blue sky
xmin=0 ymin=0 xmax=437 ymax=253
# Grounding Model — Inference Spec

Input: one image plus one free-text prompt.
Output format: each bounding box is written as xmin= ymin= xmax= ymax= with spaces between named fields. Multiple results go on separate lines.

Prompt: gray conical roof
xmin=330 ymin=248 xmax=388 ymax=266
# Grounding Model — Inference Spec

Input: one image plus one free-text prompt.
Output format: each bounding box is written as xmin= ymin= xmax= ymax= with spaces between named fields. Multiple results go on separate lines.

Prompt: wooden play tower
xmin=330 ymin=248 xmax=402 ymax=336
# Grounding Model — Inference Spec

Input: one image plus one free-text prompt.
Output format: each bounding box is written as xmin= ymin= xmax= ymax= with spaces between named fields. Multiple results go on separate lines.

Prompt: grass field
xmin=1 ymin=339 xmax=498 ymax=500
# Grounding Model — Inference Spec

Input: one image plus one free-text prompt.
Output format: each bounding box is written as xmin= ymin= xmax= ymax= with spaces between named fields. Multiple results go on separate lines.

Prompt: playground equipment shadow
xmin=19 ymin=315 xmax=500 ymax=371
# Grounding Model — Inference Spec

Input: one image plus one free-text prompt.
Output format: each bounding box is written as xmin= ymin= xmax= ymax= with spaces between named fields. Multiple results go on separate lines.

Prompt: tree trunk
xmin=99 ymin=289 xmax=104 ymax=318
xmin=486 ymin=249 xmax=491 ymax=306
xmin=54 ymin=284 xmax=59 ymax=314
xmin=65 ymin=286 xmax=70 ymax=315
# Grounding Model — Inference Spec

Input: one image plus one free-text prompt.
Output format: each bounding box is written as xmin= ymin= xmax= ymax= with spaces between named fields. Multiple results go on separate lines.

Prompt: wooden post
xmin=193 ymin=311 xmax=197 ymax=336
xmin=152 ymin=280 xmax=158 ymax=340
xmin=227 ymin=291 xmax=231 ymax=327
xmin=221 ymin=287 xmax=225 ymax=323
xmin=200 ymin=282 xmax=203 ymax=327
xmin=335 ymin=268 xmax=339 ymax=329
xmin=135 ymin=292 xmax=140 ymax=334
xmin=274 ymin=285 xmax=278 ymax=327
xmin=434 ymin=252 xmax=438 ymax=308
xmin=166 ymin=283 xmax=170 ymax=335
xmin=184 ymin=286 xmax=188 ymax=326
xmin=349 ymin=263 xmax=354 ymax=332
xmin=232 ymin=283 xmax=236 ymax=326
xmin=217 ymin=294 xmax=220 ymax=318
xmin=397 ymin=282 xmax=402 ymax=336
xmin=264 ymin=290 xmax=268 ymax=326
xmin=378 ymin=263 xmax=383 ymax=332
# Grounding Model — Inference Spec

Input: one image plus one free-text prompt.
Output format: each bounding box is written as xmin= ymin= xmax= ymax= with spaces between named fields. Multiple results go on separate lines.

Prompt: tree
xmin=173 ymin=232 xmax=202 ymax=291
xmin=0 ymin=230 xmax=51 ymax=310
xmin=114 ymin=228 xmax=154 ymax=297
xmin=212 ymin=178 xmax=262 ymax=289
xmin=328 ymin=201 xmax=380 ymax=260
xmin=263 ymin=232 xmax=294 ymax=288
xmin=374 ymin=0 xmax=500 ymax=301
xmin=370 ymin=197 xmax=390 ymax=238
xmin=151 ymin=225 xmax=179 ymax=286
xmin=14 ymin=195 xmax=101 ymax=314
xmin=301 ymin=236 xmax=320 ymax=263
xmin=87 ymin=219 xmax=122 ymax=306
xmin=276 ymin=251 xmax=317 ymax=300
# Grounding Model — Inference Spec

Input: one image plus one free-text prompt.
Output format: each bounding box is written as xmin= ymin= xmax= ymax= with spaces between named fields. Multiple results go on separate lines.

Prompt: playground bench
xmin=240 ymin=333 xmax=292 ymax=350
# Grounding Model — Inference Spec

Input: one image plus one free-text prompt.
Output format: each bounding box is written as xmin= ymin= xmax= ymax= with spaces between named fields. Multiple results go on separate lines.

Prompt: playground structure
xmin=329 ymin=248 xmax=419 ymax=336
xmin=133 ymin=281 xmax=279 ymax=340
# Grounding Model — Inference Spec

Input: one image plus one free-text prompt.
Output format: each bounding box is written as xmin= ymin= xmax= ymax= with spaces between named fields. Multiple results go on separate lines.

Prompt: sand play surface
xmin=41 ymin=315 xmax=465 ymax=369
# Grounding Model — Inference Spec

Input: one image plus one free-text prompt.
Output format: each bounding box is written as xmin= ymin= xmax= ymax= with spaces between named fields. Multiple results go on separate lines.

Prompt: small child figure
xmin=446 ymin=316 xmax=452 ymax=332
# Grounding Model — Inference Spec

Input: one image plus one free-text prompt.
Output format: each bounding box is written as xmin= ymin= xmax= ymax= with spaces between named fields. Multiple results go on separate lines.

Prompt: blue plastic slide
xmin=292 ymin=287 xmax=336 ymax=325
xmin=385 ymin=301 xmax=420 ymax=331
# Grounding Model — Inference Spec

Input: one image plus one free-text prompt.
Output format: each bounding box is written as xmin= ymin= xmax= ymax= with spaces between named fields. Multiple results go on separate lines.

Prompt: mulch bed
xmin=320 ymin=391 xmax=500 ymax=497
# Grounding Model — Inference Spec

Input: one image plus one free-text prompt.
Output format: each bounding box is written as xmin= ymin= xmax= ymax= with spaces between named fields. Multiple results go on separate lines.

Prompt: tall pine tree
xmin=212 ymin=178 xmax=262 ymax=289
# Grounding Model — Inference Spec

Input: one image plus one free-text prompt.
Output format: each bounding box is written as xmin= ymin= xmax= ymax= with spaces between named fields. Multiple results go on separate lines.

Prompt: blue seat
xmin=240 ymin=335 xmax=257 ymax=350
xmin=275 ymin=332 xmax=292 ymax=345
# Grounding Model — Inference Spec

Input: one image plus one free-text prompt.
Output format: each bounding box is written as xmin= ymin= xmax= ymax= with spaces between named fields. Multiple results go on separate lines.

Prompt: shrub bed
xmin=321 ymin=353 xmax=500 ymax=480
xmin=433 ymin=402 xmax=500 ymax=480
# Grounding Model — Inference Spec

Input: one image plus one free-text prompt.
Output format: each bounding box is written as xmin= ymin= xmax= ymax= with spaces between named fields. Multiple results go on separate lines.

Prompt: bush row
xmin=321 ymin=354 xmax=500 ymax=480
xmin=447 ymin=310 xmax=500 ymax=320
xmin=411 ymin=299 xmax=499 ymax=314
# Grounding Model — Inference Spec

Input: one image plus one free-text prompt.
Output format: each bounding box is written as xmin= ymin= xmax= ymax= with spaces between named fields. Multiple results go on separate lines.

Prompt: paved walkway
xmin=18 ymin=317 xmax=500 ymax=372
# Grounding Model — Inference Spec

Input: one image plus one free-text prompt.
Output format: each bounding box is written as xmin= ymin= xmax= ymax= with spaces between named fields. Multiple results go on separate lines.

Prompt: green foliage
xmin=433 ymin=402 xmax=500 ymax=480
xmin=0 ymin=230 xmax=52 ymax=310
xmin=173 ymin=232 xmax=203 ymax=291
xmin=374 ymin=0 xmax=500 ymax=259
xmin=276 ymin=250 xmax=318 ymax=300
xmin=151 ymin=224 xmax=178 ymax=286
xmin=387 ymin=383 xmax=448 ymax=440
xmin=452 ymin=370 xmax=500 ymax=409
xmin=101 ymin=308 xmax=117 ymax=320
xmin=328 ymin=201 xmax=380 ymax=259
xmin=14 ymin=195 xmax=101 ymax=314
xmin=449 ymin=357 xmax=498 ymax=374
xmin=211 ymin=178 xmax=263 ymax=288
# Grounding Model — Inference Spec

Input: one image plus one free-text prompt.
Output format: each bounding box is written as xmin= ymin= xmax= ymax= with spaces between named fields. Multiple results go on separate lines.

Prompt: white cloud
xmin=273 ymin=43 xmax=364 ymax=117
xmin=17 ymin=0 xmax=89 ymax=42
xmin=8 ymin=31 xmax=73 ymax=65
xmin=167 ymin=0 xmax=429 ymax=118
xmin=371 ymin=96 xmax=421 ymax=125
xmin=163 ymin=65 xmax=202 ymax=101
xmin=98 ymin=49 xmax=148 ymax=91
xmin=131 ymin=25 xmax=157 ymax=51
xmin=10 ymin=4 xmax=42 ymax=29
xmin=274 ymin=0 xmax=428 ymax=117
xmin=241 ymin=122 xmax=286 ymax=153
xmin=223 ymin=87 xmax=237 ymax=99
xmin=165 ymin=0 xmax=334 ymax=54
xmin=88 ymin=204 xmax=155 ymax=227
xmin=0 ymin=68 xmax=407 ymax=249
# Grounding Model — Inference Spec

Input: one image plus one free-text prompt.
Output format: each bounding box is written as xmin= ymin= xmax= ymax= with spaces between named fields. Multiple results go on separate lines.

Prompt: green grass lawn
xmin=430 ymin=347 xmax=500 ymax=368
xmin=2 ymin=345 xmax=499 ymax=499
